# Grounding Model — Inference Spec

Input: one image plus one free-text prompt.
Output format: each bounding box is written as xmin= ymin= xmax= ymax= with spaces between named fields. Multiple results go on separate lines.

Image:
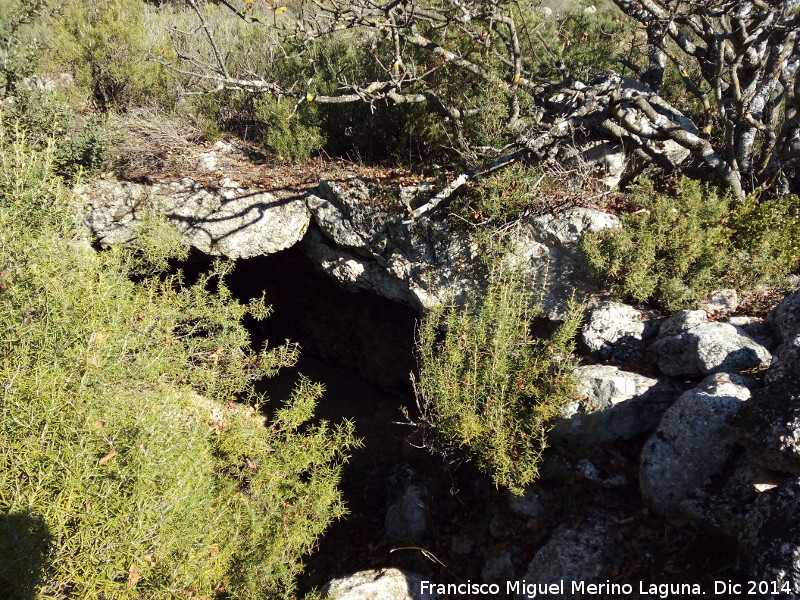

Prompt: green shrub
xmin=51 ymin=0 xmax=175 ymax=110
xmin=450 ymin=162 xmax=551 ymax=226
xmin=414 ymin=264 xmax=582 ymax=493
xmin=256 ymin=96 xmax=325 ymax=163
xmin=580 ymin=179 xmax=800 ymax=310
xmin=0 ymin=0 xmax=46 ymax=96
xmin=0 ymin=118 xmax=359 ymax=599
xmin=728 ymin=192 xmax=800 ymax=280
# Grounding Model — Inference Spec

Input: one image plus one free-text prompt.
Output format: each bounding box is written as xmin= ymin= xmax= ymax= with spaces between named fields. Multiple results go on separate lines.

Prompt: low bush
xmin=414 ymin=264 xmax=582 ymax=493
xmin=580 ymin=178 xmax=800 ymax=310
xmin=51 ymin=0 xmax=177 ymax=110
xmin=0 ymin=118 xmax=359 ymax=599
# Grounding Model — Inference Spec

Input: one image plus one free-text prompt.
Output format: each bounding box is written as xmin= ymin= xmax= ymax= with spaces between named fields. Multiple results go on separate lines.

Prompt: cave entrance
xmin=185 ymin=246 xmax=443 ymax=587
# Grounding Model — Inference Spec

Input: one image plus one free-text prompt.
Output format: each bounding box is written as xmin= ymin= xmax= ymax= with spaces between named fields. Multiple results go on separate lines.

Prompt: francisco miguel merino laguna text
xmin=420 ymin=579 xmax=705 ymax=598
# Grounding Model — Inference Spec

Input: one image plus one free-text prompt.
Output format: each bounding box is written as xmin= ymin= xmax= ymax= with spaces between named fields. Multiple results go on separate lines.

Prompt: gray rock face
xmin=658 ymin=310 xmax=707 ymax=338
xmin=518 ymin=515 xmax=615 ymax=599
xmin=769 ymin=287 xmax=800 ymax=343
xmin=385 ymin=485 xmax=428 ymax=544
xmin=653 ymin=322 xmax=771 ymax=377
xmin=640 ymin=373 xmax=754 ymax=518
xmin=681 ymin=455 xmax=782 ymax=539
xmin=560 ymin=365 xmax=680 ymax=443
xmin=323 ymin=568 xmax=439 ymax=600
xmin=506 ymin=208 xmax=620 ymax=319
xmin=739 ymin=478 xmax=800 ymax=599
xmin=305 ymin=180 xmax=482 ymax=312
xmin=80 ymin=177 xmax=310 ymax=259
xmin=727 ymin=316 xmax=775 ymax=351
xmin=307 ymin=179 xmax=618 ymax=318
xmin=698 ymin=288 xmax=739 ymax=315
xmin=580 ymin=302 xmax=650 ymax=355
xmin=737 ymin=334 xmax=800 ymax=474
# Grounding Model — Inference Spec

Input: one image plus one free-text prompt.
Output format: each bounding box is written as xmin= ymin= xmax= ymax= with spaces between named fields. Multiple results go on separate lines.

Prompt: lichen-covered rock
xmin=653 ymin=322 xmax=771 ymax=377
xmin=518 ymin=515 xmax=616 ymax=599
xmin=698 ymin=288 xmax=739 ymax=315
xmin=305 ymin=180 xmax=482 ymax=312
xmin=738 ymin=478 xmax=800 ymax=599
xmin=558 ymin=365 xmax=680 ymax=443
xmin=385 ymin=485 xmax=428 ymax=544
xmin=736 ymin=337 xmax=800 ymax=474
xmin=306 ymin=179 xmax=617 ymax=318
xmin=80 ymin=177 xmax=310 ymax=259
xmin=640 ymin=373 xmax=754 ymax=518
xmin=323 ymin=568 xmax=439 ymax=600
xmin=681 ymin=455 xmax=782 ymax=538
xmin=580 ymin=302 xmax=652 ymax=356
xmin=658 ymin=309 xmax=707 ymax=338
xmin=507 ymin=208 xmax=620 ymax=319
xmin=768 ymin=287 xmax=800 ymax=343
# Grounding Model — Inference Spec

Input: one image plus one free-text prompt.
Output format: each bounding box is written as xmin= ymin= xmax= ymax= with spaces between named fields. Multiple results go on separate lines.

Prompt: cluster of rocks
xmin=324 ymin=290 xmax=800 ymax=600
xmin=79 ymin=152 xmax=800 ymax=599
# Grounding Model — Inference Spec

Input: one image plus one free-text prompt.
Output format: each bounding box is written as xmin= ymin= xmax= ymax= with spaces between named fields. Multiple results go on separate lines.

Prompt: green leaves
xmin=0 ymin=122 xmax=358 ymax=599
xmin=581 ymin=179 xmax=800 ymax=311
xmin=415 ymin=264 xmax=581 ymax=493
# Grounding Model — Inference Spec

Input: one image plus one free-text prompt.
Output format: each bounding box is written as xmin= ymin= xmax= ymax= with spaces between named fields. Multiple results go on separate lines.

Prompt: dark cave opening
xmin=174 ymin=245 xmax=470 ymax=589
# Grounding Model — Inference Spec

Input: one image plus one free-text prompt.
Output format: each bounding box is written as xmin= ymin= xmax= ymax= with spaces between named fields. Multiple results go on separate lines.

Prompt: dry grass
xmin=109 ymin=105 xmax=204 ymax=179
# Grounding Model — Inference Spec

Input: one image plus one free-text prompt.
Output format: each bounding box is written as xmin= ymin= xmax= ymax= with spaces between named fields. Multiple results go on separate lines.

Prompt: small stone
xmin=698 ymin=288 xmax=739 ymax=315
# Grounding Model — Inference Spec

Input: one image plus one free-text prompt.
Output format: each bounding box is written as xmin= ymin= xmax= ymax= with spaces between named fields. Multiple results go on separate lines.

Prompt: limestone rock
xmin=640 ymin=373 xmax=754 ymax=518
xmin=580 ymin=302 xmax=651 ymax=356
xmin=306 ymin=179 xmax=617 ymax=318
xmin=738 ymin=478 xmax=800 ymax=598
xmin=80 ymin=177 xmax=310 ymax=259
xmin=698 ymin=289 xmax=739 ymax=315
xmin=508 ymin=209 xmax=620 ymax=320
xmin=653 ymin=322 xmax=771 ymax=377
xmin=323 ymin=568 xmax=439 ymax=600
xmin=658 ymin=310 xmax=707 ymax=338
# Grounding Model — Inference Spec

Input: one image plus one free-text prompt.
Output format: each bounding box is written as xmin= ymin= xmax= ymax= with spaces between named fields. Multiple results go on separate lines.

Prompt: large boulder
xmin=738 ymin=478 xmax=800 ymax=599
xmin=80 ymin=177 xmax=310 ymax=259
xmin=323 ymin=568 xmax=439 ymax=600
xmin=652 ymin=322 xmax=771 ymax=377
xmin=657 ymin=309 xmax=707 ymax=338
xmin=640 ymin=373 xmax=754 ymax=518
